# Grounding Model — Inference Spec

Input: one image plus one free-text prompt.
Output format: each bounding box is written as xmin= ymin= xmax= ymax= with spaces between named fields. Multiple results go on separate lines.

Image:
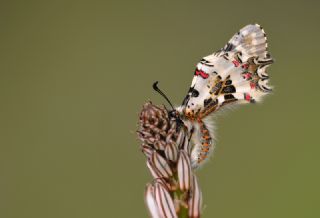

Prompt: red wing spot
xmin=242 ymin=64 xmax=249 ymax=69
xmin=243 ymin=73 xmax=252 ymax=80
xmin=250 ymin=82 xmax=256 ymax=89
xmin=232 ymin=60 xmax=240 ymax=67
xmin=195 ymin=70 xmax=209 ymax=79
xmin=245 ymin=93 xmax=251 ymax=101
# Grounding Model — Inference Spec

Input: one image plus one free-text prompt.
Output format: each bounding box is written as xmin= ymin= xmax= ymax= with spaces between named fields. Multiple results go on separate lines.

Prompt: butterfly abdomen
xmin=190 ymin=119 xmax=215 ymax=168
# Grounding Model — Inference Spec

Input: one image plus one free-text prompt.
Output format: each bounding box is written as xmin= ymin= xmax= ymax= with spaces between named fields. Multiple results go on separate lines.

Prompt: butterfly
xmin=153 ymin=24 xmax=274 ymax=168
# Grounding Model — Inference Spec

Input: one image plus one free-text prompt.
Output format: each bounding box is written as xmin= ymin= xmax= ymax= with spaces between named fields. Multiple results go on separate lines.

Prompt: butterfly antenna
xmin=152 ymin=81 xmax=175 ymax=110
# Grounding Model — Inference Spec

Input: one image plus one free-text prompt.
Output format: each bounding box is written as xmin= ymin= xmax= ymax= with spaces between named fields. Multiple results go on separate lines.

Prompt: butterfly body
xmin=175 ymin=24 xmax=274 ymax=168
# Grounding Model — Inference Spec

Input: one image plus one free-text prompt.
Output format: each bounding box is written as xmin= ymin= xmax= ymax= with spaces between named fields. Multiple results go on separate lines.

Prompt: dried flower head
xmin=138 ymin=102 xmax=202 ymax=218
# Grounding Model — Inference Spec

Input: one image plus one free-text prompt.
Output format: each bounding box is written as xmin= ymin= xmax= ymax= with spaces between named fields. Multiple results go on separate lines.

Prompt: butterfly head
xmin=152 ymin=81 xmax=185 ymax=127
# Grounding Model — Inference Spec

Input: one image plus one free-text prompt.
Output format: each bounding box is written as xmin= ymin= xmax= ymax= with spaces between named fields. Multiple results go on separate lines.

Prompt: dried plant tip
xmin=177 ymin=151 xmax=192 ymax=191
xmin=148 ymin=152 xmax=173 ymax=178
xmin=188 ymin=176 xmax=202 ymax=218
xmin=145 ymin=183 xmax=161 ymax=218
xmin=140 ymin=103 xmax=169 ymax=129
xmin=164 ymin=143 xmax=178 ymax=162
xmin=154 ymin=182 xmax=178 ymax=218
xmin=138 ymin=102 xmax=177 ymax=151
xmin=139 ymin=102 xmax=203 ymax=217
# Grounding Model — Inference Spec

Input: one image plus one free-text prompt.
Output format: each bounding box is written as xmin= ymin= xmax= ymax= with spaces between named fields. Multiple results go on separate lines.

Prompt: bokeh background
xmin=1 ymin=0 xmax=319 ymax=217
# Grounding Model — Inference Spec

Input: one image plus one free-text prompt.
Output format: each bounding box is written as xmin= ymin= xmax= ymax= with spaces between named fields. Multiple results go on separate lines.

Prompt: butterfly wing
xmin=181 ymin=24 xmax=274 ymax=168
xmin=182 ymin=24 xmax=274 ymax=119
xmin=219 ymin=23 xmax=271 ymax=60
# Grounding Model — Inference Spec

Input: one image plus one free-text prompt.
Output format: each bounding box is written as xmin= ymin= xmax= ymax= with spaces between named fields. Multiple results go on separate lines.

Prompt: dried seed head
xmin=137 ymin=102 xmax=180 ymax=152
xmin=138 ymin=102 xmax=203 ymax=218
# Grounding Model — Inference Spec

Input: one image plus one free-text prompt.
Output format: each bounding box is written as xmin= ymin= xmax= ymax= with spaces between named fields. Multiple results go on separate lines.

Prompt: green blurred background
xmin=0 ymin=0 xmax=319 ymax=217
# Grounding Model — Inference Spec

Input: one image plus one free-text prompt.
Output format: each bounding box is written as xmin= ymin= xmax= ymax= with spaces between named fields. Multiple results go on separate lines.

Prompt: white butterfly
xmin=154 ymin=24 xmax=274 ymax=168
